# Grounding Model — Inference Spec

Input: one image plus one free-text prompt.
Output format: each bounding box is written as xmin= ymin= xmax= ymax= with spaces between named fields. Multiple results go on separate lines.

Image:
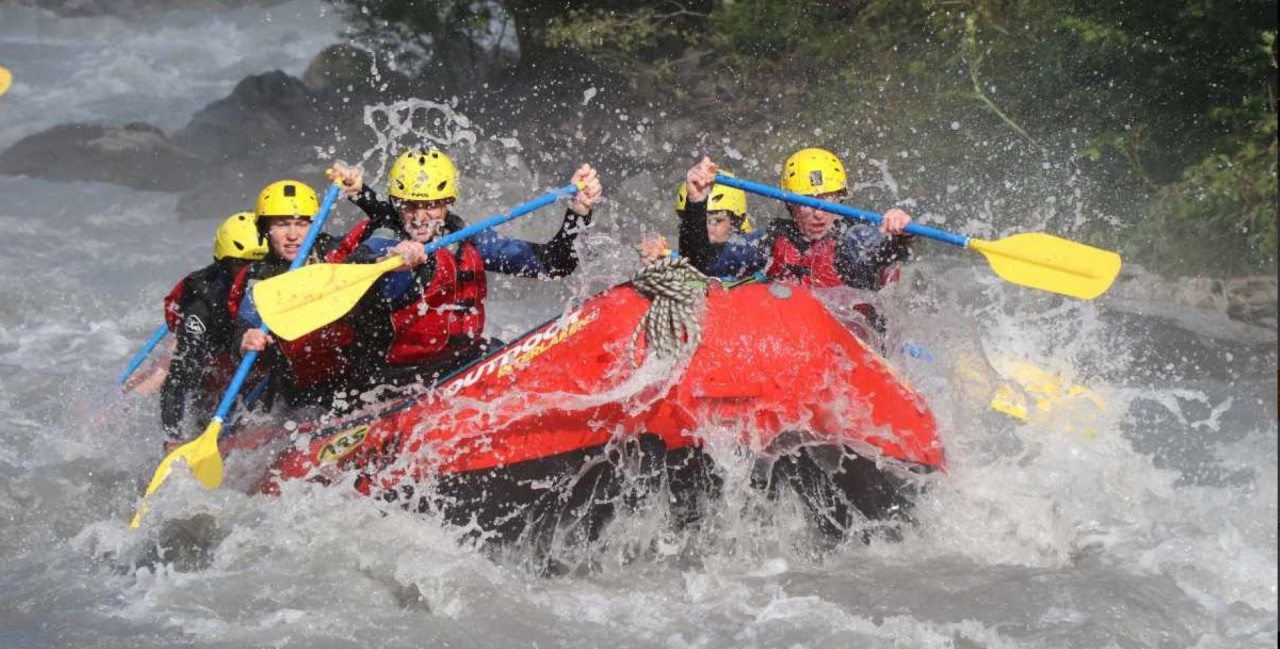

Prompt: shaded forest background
xmin=332 ymin=0 xmax=1276 ymax=277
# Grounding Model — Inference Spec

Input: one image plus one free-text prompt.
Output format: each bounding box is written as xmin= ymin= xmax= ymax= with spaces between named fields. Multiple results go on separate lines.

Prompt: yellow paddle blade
xmin=129 ymin=419 xmax=224 ymax=528
xmin=969 ymin=233 xmax=1121 ymax=300
xmin=254 ymin=256 xmax=404 ymax=341
xmin=0 ymin=66 xmax=11 ymax=97
xmin=989 ymin=383 xmax=1030 ymax=421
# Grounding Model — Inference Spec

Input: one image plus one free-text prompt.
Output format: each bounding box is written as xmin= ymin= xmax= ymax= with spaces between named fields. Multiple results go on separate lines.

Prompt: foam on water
xmin=2 ymin=176 xmax=1275 ymax=649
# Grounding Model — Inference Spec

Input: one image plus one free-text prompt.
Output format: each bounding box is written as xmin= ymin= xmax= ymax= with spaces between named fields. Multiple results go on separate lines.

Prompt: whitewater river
xmin=0 ymin=2 xmax=1275 ymax=648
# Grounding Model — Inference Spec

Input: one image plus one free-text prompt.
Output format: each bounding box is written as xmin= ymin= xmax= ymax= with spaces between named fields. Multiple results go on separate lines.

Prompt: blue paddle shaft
xmin=422 ymin=183 xmax=580 ymax=255
xmin=712 ymin=173 xmax=970 ymax=248
xmin=117 ymin=323 xmax=168 ymax=385
xmin=210 ymin=183 xmax=344 ymax=422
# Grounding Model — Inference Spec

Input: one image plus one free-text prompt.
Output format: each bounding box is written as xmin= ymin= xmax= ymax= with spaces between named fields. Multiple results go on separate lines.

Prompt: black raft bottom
xmin=375 ymin=433 xmax=928 ymax=556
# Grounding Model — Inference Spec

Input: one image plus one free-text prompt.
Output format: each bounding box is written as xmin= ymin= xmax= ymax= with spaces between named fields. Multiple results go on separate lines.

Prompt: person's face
xmin=786 ymin=191 xmax=844 ymax=240
xmin=398 ymin=198 xmax=453 ymax=243
xmin=265 ymin=217 xmax=312 ymax=261
xmin=706 ymin=210 xmax=736 ymax=244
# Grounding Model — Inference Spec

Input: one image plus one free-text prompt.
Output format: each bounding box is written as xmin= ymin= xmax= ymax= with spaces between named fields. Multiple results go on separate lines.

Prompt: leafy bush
xmin=331 ymin=0 xmax=1278 ymax=276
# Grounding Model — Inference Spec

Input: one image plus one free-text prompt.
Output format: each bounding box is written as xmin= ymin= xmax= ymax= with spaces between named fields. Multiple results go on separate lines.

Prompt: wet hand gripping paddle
xmin=252 ymin=182 xmax=582 ymax=341
xmin=714 ymin=174 xmax=1121 ymax=300
xmin=130 ymin=183 xmax=343 ymax=528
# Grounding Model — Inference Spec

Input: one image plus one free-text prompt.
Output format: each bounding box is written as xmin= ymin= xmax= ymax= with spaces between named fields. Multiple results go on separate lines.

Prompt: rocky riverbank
xmin=1 ymin=39 xmax=1274 ymax=329
xmin=0 ymin=41 xmax=697 ymax=221
xmin=1109 ymin=264 xmax=1277 ymax=334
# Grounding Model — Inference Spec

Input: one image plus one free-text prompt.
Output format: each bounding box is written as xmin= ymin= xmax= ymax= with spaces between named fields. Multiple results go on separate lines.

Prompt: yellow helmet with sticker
xmin=674 ymin=170 xmax=754 ymax=234
xmin=213 ymin=211 xmax=268 ymax=261
xmin=387 ymin=148 xmax=459 ymax=202
xmin=780 ymin=148 xmax=848 ymax=197
xmin=255 ymin=180 xmax=319 ymax=219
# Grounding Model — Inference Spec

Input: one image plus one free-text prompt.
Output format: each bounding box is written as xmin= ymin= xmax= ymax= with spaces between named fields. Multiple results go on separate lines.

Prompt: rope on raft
xmin=628 ymin=256 xmax=708 ymax=366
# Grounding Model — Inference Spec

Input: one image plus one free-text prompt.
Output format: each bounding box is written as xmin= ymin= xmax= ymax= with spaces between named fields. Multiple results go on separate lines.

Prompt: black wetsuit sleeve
xmin=159 ymin=290 xmax=216 ymax=437
xmin=836 ymin=226 xmax=915 ymax=290
xmin=881 ymin=233 xmax=913 ymax=264
xmin=533 ymin=209 xmax=591 ymax=277
xmin=350 ymin=187 xmax=400 ymax=229
xmin=475 ymin=208 xmax=591 ymax=278
xmin=677 ymin=199 xmax=718 ymax=271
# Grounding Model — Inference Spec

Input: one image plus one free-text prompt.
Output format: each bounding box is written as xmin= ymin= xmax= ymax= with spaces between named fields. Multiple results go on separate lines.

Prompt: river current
xmin=0 ymin=3 xmax=1275 ymax=648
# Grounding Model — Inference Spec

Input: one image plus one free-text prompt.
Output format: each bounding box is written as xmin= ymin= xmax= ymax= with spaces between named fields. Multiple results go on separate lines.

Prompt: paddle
xmin=117 ymin=323 xmax=168 ymax=386
xmin=252 ymin=182 xmax=583 ymax=341
xmin=130 ymin=183 xmax=343 ymax=528
xmin=713 ymin=174 xmax=1122 ymax=300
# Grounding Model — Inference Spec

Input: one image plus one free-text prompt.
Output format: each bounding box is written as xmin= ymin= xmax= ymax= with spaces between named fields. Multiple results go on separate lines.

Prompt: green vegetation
xmin=332 ymin=0 xmax=1276 ymax=277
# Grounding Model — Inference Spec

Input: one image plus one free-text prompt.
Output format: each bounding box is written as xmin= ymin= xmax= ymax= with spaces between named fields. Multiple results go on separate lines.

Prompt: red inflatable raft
xmin=225 ymin=279 xmax=945 ymax=548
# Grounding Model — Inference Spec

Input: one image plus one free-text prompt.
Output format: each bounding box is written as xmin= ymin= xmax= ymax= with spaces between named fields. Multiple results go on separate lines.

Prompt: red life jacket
xmin=163 ymin=280 xmax=184 ymax=333
xmin=766 ymin=231 xmax=844 ymax=288
xmin=765 ymin=224 xmax=904 ymax=290
xmin=386 ymin=241 xmax=487 ymax=367
xmin=329 ymin=220 xmax=373 ymax=263
xmin=228 ymin=254 xmax=355 ymax=393
xmin=880 ymin=264 xmax=901 ymax=287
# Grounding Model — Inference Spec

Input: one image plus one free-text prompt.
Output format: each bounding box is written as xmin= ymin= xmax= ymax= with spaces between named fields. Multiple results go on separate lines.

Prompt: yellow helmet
xmin=387 ymin=148 xmax=459 ymax=202
xmin=213 ymin=211 xmax=268 ymax=261
xmin=780 ymin=148 xmax=848 ymax=197
xmin=255 ymin=180 xmax=319 ymax=219
xmin=674 ymin=171 xmax=754 ymax=234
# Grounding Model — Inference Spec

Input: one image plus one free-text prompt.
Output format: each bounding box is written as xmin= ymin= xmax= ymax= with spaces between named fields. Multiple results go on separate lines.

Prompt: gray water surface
xmin=0 ymin=4 xmax=1274 ymax=648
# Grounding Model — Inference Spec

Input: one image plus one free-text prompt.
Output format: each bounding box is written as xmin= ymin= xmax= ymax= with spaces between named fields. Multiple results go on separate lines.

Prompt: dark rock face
xmin=1224 ymin=276 xmax=1279 ymax=328
xmin=302 ymin=44 xmax=377 ymax=92
xmin=173 ymin=71 xmax=332 ymax=166
xmin=0 ymin=122 xmax=207 ymax=191
xmin=0 ymin=69 xmax=351 ymax=203
xmin=167 ymin=62 xmax=407 ymax=220
xmin=0 ymin=40 xmax=777 ymax=220
xmin=0 ymin=67 xmax=361 ymax=217
xmin=0 ymin=36 xmax=686 ymax=216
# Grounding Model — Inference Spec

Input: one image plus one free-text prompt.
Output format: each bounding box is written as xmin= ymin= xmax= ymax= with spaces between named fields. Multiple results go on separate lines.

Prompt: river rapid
xmin=0 ymin=2 xmax=1275 ymax=648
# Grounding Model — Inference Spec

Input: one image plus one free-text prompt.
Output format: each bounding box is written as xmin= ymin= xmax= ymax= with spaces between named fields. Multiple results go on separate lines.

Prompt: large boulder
xmin=1225 ymin=275 xmax=1278 ymax=328
xmin=172 ymin=70 xmax=334 ymax=165
xmin=0 ymin=122 xmax=206 ymax=190
xmin=167 ymin=70 xmax=343 ymax=219
xmin=303 ymin=44 xmax=378 ymax=92
xmin=168 ymin=65 xmax=394 ymax=220
xmin=1109 ymin=263 xmax=1278 ymax=332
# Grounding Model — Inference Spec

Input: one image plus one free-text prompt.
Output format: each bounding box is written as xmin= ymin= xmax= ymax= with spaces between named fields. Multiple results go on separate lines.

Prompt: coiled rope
xmin=628 ymin=256 xmax=709 ymax=366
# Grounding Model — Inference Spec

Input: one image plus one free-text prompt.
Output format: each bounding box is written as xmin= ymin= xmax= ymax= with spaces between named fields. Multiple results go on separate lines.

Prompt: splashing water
xmin=348 ymin=98 xmax=481 ymax=184
xmin=0 ymin=5 xmax=1275 ymax=649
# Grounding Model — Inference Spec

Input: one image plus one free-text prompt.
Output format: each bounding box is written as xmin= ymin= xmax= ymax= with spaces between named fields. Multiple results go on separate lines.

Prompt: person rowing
xmin=326 ymin=148 xmax=604 ymax=386
xmin=677 ymin=149 xmax=914 ymax=289
xmin=159 ymin=212 xmax=267 ymax=448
